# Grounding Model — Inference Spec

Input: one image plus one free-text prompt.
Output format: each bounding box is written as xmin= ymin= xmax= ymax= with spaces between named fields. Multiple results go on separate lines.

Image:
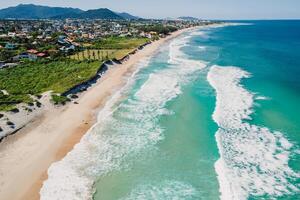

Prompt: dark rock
xmin=10 ymin=108 xmax=19 ymax=113
xmin=7 ymin=121 xmax=14 ymax=126
xmin=28 ymin=102 xmax=35 ymax=106
xmin=24 ymin=107 xmax=33 ymax=112
xmin=36 ymin=101 xmax=42 ymax=107
xmin=71 ymin=94 xmax=78 ymax=99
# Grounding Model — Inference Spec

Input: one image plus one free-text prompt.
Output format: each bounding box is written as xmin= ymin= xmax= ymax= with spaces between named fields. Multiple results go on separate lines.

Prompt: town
xmin=0 ymin=19 xmax=207 ymax=68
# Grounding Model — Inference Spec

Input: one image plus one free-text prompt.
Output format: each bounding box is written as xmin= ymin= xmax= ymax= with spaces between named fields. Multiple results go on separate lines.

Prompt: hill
xmin=54 ymin=8 xmax=123 ymax=20
xmin=0 ymin=4 xmax=83 ymax=19
xmin=116 ymin=12 xmax=140 ymax=20
xmin=0 ymin=4 xmax=136 ymax=20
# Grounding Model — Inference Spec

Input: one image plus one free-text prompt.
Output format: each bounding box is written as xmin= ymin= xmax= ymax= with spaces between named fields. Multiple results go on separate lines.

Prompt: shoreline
xmin=0 ymin=26 xmax=196 ymax=200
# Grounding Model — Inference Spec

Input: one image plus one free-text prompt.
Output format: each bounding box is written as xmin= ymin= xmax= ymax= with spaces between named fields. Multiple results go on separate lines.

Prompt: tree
xmin=82 ymin=50 xmax=85 ymax=60
xmin=105 ymin=51 xmax=109 ymax=60
xmin=87 ymin=49 xmax=91 ymax=60
xmin=92 ymin=51 xmax=95 ymax=60
xmin=97 ymin=50 xmax=100 ymax=60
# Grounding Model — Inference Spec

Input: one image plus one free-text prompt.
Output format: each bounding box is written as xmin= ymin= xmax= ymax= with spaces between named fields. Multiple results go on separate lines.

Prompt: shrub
xmin=51 ymin=94 xmax=70 ymax=105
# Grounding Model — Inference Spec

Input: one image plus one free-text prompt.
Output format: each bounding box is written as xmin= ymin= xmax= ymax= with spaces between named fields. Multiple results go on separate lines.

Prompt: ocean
xmin=40 ymin=21 xmax=300 ymax=200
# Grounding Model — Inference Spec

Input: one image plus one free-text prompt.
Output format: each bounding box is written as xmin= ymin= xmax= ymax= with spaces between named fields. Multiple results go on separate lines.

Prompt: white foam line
xmin=121 ymin=180 xmax=200 ymax=200
xmin=40 ymin=34 xmax=207 ymax=200
xmin=208 ymin=65 xmax=299 ymax=200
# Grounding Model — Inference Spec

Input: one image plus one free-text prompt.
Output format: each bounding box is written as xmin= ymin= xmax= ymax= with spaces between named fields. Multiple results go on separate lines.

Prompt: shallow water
xmin=41 ymin=21 xmax=300 ymax=200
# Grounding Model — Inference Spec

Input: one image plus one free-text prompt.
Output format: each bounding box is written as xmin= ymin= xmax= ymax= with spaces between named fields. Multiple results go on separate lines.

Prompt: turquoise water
xmin=40 ymin=21 xmax=300 ymax=200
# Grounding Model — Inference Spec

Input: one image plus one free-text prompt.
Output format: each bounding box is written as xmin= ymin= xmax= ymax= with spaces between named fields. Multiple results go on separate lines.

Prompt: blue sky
xmin=0 ymin=0 xmax=299 ymax=19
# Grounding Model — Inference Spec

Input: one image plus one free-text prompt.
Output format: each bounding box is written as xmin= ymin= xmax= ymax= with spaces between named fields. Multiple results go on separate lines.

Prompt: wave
xmin=168 ymin=36 xmax=206 ymax=73
xmin=207 ymin=65 xmax=299 ymax=200
xmin=198 ymin=46 xmax=207 ymax=51
xmin=190 ymin=31 xmax=207 ymax=36
xmin=121 ymin=180 xmax=200 ymax=200
xmin=40 ymin=34 xmax=206 ymax=200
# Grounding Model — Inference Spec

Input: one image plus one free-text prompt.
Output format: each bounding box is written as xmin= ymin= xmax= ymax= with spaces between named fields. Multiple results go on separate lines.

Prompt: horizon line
xmin=0 ymin=3 xmax=299 ymax=20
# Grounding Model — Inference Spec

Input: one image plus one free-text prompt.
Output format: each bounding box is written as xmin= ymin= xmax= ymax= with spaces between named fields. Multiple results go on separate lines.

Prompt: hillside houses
xmin=0 ymin=18 xmax=209 ymax=67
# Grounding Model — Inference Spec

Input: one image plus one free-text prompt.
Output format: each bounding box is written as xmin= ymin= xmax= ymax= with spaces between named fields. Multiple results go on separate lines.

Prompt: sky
xmin=0 ymin=0 xmax=299 ymax=20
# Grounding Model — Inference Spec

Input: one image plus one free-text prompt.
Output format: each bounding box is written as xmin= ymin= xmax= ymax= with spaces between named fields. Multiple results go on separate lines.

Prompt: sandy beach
xmin=0 ymin=27 xmax=193 ymax=200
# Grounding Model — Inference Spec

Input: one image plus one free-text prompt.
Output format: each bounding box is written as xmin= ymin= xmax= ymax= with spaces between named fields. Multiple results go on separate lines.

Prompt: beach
xmin=0 ymin=27 xmax=193 ymax=200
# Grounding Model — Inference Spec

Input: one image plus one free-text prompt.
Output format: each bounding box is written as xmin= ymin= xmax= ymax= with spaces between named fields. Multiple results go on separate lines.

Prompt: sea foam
xmin=121 ymin=180 xmax=200 ymax=200
xmin=40 ymin=33 xmax=206 ymax=200
xmin=207 ymin=65 xmax=299 ymax=200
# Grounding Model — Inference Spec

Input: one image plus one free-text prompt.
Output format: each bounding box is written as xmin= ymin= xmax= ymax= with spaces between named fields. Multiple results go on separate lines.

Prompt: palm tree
xmin=97 ymin=50 xmax=100 ymax=60
xmin=87 ymin=49 xmax=90 ymax=60
xmin=106 ymin=51 xmax=109 ymax=60
xmin=92 ymin=51 xmax=95 ymax=60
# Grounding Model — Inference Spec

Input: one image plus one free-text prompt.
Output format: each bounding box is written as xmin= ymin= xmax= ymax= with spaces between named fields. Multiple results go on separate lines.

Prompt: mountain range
xmin=0 ymin=4 xmax=140 ymax=20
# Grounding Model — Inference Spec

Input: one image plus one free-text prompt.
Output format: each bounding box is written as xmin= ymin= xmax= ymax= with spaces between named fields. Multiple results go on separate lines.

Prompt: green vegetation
xmin=51 ymin=94 xmax=70 ymax=105
xmin=91 ymin=37 xmax=149 ymax=49
xmin=0 ymin=90 xmax=32 ymax=111
xmin=0 ymin=36 xmax=149 ymax=111
xmin=139 ymin=25 xmax=178 ymax=34
xmin=70 ymin=49 xmax=133 ymax=61
xmin=0 ymin=59 xmax=102 ymax=111
xmin=0 ymin=49 xmax=17 ymax=61
xmin=70 ymin=37 xmax=149 ymax=61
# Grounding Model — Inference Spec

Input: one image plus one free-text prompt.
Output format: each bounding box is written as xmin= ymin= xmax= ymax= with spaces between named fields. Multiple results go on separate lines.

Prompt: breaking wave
xmin=121 ymin=180 xmax=200 ymax=200
xmin=40 ymin=34 xmax=206 ymax=200
xmin=207 ymin=65 xmax=299 ymax=200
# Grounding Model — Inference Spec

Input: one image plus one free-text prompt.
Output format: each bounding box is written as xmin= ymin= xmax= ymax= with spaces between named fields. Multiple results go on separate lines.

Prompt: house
xmin=0 ymin=63 xmax=18 ymax=69
xmin=27 ymin=49 xmax=38 ymax=54
xmin=13 ymin=53 xmax=37 ymax=61
xmin=58 ymin=35 xmax=69 ymax=45
xmin=5 ymin=43 xmax=17 ymax=50
xmin=149 ymin=31 xmax=158 ymax=35
xmin=37 ymin=52 xmax=47 ymax=57
xmin=0 ymin=61 xmax=5 ymax=69
xmin=7 ymin=32 xmax=16 ymax=37
xmin=16 ymin=33 xmax=27 ymax=38
xmin=59 ymin=44 xmax=75 ymax=53
xmin=71 ymin=42 xmax=81 ymax=47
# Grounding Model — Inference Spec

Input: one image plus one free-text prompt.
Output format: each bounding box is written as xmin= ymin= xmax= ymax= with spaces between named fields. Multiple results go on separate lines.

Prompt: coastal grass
xmin=51 ymin=94 xmax=70 ymax=105
xmin=0 ymin=37 xmax=150 ymax=111
xmin=70 ymin=37 xmax=150 ymax=61
xmin=70 ymin=49 xmax=133 ymax=61
xmin=92 ymin=37 xmax=150 ymax=49
xmin=0 ymin=91 xmax=33 ymax=111
xmin=0 ymin=60 xmax=102 ymax=110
